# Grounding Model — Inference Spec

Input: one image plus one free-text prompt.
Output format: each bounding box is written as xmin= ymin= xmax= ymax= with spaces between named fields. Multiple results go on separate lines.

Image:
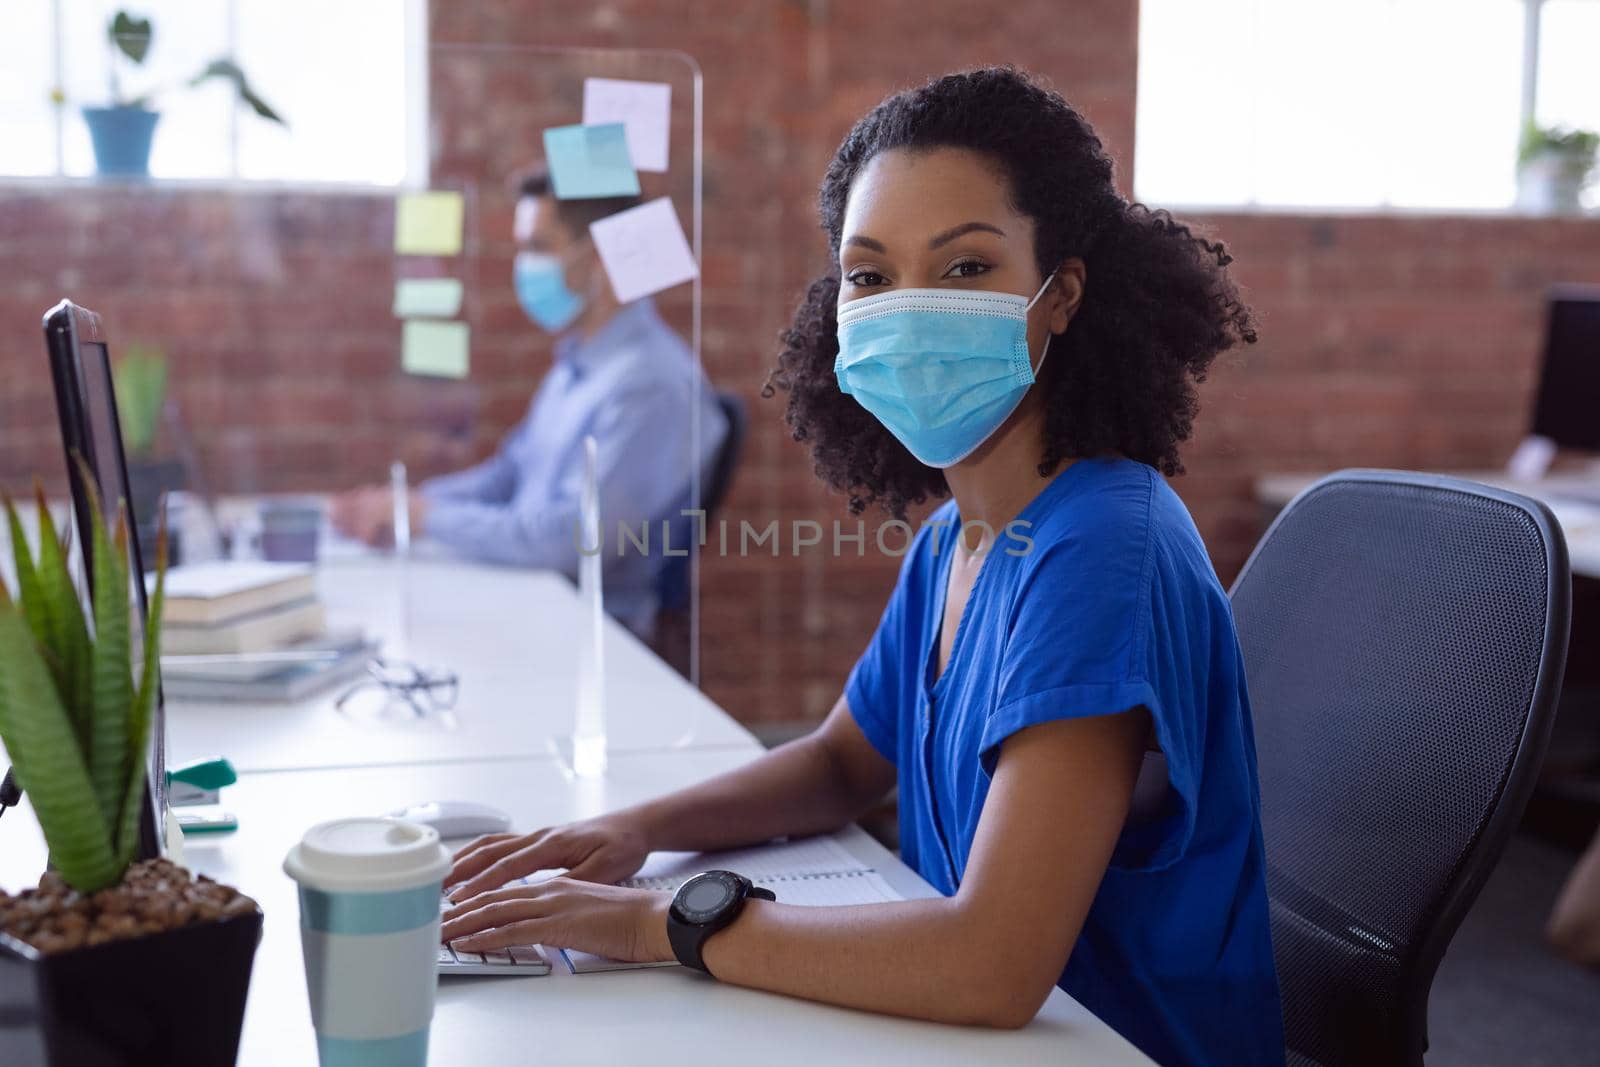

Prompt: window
xmin=1135 ymin=0 xmax=1600 ymax=211
xmin=0 ymin=0 xmax=427 ymax=186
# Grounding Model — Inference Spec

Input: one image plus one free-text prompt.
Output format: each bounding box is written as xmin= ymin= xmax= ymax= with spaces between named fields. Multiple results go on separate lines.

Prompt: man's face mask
xmin=514 ymin=250 xmax=585 ymax=333
xmin=833 ymin=273 xmax=1056 ymax=468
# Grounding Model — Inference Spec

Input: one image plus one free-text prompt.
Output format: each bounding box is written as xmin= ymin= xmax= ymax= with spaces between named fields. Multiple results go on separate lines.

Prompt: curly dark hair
xmin=763 ymin=66 xmax=1257 ymax=517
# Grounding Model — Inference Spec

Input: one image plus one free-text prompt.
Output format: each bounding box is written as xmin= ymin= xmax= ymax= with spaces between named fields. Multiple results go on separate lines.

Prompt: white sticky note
xmin=402 ymin=320 xmax=470 ymax=379
xmin=392 ymin=278 xmax=464 ymax=318
xmin=582 ymin=77 xmax=671 ymax=173
xmin=589 ymin=197 xmax=699 ymax=304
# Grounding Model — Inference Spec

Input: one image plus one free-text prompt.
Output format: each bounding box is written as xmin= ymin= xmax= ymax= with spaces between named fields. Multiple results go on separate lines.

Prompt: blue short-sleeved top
xmin=846 ymin=458 xmax=1283 ymax=1067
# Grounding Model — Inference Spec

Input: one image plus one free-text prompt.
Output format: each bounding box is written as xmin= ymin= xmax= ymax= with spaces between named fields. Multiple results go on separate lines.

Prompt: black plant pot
xmin=0 ymin=906 xmax=262 ymax=1066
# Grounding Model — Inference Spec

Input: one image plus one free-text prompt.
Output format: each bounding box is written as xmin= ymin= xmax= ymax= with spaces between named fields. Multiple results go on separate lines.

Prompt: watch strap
xmin=667 ymin=904 xmax=713 ymax=974
xmin=667 ymin=874 xmax=774 ymax=976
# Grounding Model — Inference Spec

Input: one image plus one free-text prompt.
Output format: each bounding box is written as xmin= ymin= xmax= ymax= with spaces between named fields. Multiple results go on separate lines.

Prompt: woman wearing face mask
xmin=442 ymin=67 xmax=1279 ymax=1066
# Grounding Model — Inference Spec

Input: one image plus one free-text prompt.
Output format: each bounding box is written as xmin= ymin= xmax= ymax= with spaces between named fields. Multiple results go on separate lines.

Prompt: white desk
xmin=0 ymin=503 xmax=756 ymax=768
xmin=0 ymin=750 xmax=1151 ymax=1065
xmin=0 ymin=539 xmax=1153 ymax=1064
xmin=1255 ymin=470 xmax=1600 ymax=580
xmin=165 ymin=558 xmax=757 ymax=771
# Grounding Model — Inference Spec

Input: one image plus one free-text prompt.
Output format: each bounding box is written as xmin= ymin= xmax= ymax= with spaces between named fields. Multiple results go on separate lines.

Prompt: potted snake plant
xmin=0 ymin=477 xmax=261 ymax=1066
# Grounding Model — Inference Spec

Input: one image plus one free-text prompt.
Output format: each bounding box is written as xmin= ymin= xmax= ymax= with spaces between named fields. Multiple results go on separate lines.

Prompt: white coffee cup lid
xmin=283 ymin=817 xmax=451 ymax=893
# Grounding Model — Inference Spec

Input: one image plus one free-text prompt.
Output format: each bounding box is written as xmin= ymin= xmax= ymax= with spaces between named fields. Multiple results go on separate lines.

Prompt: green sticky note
xmin=393 ymin=278 xmax=464 ymax=318
xmin=542 ymin=123 xmax=642 ymax=199
xmin=402 ymin=320 xmax=470 ymax=379
xmin=395 ymin=191 xmax=464 ymax=256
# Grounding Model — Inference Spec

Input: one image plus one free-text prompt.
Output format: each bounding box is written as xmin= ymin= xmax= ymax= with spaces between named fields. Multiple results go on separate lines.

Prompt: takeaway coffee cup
xmin=283 ymin=818 xmax=451 ymax=1067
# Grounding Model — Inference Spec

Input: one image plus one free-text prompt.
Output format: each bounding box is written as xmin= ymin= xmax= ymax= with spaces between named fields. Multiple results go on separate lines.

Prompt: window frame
xmin=1132 ymin=0 xmax=1593 ymax=214
xmin=8 ymin=0 xmax=430 ymax=190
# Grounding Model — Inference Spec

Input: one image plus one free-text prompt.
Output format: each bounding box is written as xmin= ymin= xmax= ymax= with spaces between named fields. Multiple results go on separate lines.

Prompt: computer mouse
xmin=387 ymin=800 xmax=513 ymax=839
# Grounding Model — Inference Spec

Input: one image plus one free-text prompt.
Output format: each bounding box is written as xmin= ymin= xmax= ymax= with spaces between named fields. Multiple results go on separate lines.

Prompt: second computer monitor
xmin=1530 ymin=287 xmax=1600 ymax=454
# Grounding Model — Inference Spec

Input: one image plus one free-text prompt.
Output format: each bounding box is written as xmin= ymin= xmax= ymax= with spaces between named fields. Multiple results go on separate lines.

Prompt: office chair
xmin=652 ymin=392 xmax=747 ymax=677
xmin=705 ymin=391 xmax=749 ymax=518
xmin=1229 ymin=469 xmax=1571 ymax=1067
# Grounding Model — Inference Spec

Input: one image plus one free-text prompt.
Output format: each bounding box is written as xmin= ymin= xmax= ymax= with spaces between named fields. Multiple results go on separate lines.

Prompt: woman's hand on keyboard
xmin=441 ymin=878 xmax=672 ymax=963
xmin=445 ymin=816 xmax=650 ymax=903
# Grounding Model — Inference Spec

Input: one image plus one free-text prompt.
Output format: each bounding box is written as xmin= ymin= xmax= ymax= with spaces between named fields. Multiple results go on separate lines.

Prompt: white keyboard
xmin=437 ymin=940 xmax=552 ymax=976
xmin=437 ymin=889 xmax=552 ymax=976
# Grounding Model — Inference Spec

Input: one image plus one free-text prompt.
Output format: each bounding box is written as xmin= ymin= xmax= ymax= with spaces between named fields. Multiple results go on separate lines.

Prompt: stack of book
xmin=155 ymin=561 xmax=374 ymax=702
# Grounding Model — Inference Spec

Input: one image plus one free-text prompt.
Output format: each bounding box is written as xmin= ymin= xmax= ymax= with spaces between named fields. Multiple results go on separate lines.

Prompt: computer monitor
xmin=1530 ymin=286 xmax=1600 ymax=454
xmin=42 ymin=299 xmax=166 ymax=860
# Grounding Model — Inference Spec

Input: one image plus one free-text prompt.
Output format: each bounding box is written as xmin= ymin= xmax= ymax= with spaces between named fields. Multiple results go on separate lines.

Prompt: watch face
xmin=673 ymin=871 xmax=741 ymax=923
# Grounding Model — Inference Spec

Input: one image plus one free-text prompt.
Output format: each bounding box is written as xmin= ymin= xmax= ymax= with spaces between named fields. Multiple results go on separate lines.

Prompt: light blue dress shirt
xmin=420 ymin=298 xmax=727 ymax=637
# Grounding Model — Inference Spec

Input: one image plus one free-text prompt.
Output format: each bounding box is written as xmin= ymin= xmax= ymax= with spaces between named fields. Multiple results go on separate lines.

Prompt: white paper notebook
xmin=556 ymin=836 xmax=902 ymax=974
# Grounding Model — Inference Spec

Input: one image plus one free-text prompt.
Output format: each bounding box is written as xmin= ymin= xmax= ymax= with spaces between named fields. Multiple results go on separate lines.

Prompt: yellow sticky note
xmin=395 ymin=191 xmax=464 ymax=256
xmin=402 ymin=320 xmax=470 ymax=379
xmin=393 ymin=278 xmax=464 ymax=318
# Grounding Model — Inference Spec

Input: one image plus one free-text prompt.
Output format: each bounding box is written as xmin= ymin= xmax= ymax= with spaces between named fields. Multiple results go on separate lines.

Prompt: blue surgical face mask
xmin=833 ymin=274 xmax=1055 ymax=468
xmin=514 ymin=250 xmax=585 ymax=333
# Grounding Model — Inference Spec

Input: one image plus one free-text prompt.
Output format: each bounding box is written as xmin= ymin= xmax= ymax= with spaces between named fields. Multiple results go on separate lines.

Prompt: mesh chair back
xmin=1229 ymin=470 xmax=1570 ymax=1066
xmin=655 ymin=391 xmax=747 ymax=614
xmin=703 ymin=390 xmax=747 ymax=519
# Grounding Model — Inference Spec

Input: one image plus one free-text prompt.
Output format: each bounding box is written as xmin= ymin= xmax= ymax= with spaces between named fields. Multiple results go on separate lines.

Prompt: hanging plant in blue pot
xmin=82 ymin=9 xmax=285 ymax=179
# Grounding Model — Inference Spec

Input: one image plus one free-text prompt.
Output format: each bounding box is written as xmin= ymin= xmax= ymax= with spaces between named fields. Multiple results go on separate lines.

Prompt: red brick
xmin=6 ymin=3 xmax=1599 ymax=726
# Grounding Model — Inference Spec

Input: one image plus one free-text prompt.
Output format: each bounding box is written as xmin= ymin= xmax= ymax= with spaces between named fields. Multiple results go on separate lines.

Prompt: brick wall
xmin=1174 ymin=212 xmax=1600 ymax=579
xmin=2 ymin=1 xmax=1596 ymax=727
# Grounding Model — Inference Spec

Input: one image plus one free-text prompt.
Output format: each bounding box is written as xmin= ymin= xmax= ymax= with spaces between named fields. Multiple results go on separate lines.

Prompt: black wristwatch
xmin=667 ymin=870 xmax=775 ymax=976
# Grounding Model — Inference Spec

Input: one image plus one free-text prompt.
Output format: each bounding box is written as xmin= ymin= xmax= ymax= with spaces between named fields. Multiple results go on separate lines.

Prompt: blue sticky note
xmin=542 ymin=123 xmax=642 ymax=200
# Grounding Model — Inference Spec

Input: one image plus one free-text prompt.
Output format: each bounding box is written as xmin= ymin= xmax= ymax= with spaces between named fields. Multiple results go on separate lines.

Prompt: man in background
xmin=332 ymin=169 xmax=727 ymax=641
